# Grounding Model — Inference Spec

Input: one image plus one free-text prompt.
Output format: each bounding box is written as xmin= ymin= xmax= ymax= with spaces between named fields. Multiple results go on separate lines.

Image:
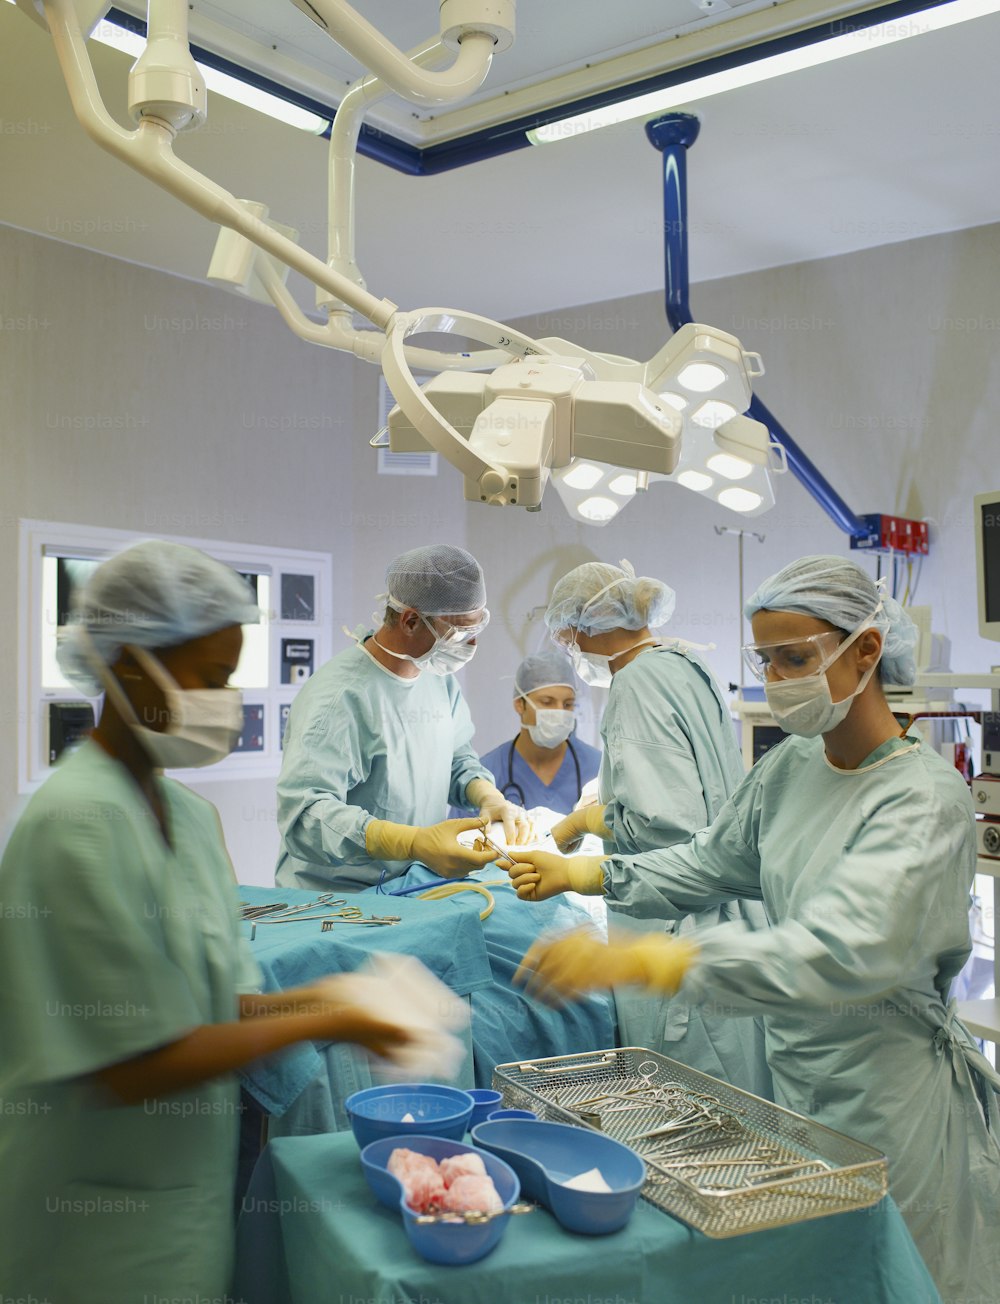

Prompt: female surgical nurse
xmin=0 ymin=541 xmax=414 ymax=1304
xmin=509 ymin=555 xmax=1000 ymax=1302
xmin=541 ymin=560 xmax=771 ymax=1099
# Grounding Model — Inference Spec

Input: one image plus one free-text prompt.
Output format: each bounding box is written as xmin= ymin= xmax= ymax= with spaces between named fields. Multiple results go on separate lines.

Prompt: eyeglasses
xmin=741 ymin=630 xmax=846 ymax=682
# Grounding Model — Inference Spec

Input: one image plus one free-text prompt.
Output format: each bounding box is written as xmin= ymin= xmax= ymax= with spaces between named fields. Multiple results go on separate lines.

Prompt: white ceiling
xmin=2 ymin=1 xmax=1000 ymax=325
xmin=111 ymin=0 xmax=796 ymax=138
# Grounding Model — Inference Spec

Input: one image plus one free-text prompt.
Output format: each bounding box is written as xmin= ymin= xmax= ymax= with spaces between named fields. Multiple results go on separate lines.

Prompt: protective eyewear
xmin=432 ymin=607 xmax=490 ymax=644
xmin=741 ymin=630 xmax=846 ymax=682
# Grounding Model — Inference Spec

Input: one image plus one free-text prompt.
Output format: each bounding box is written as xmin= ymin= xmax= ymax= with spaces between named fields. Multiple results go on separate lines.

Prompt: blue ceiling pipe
xmin=646 ymin=113 xmax=873 ymax=543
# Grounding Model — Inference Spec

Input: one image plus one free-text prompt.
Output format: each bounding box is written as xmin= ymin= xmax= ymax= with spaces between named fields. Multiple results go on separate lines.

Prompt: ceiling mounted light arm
xmin=318 ymin=32 xmax=517 ymax=373
xmin=646 ymin=111 xmax=873 ymax=541
xmin=287 ymin=0 xmax=513 ymax=106
xmin=34 ymin=0 xmax=398 ymax=329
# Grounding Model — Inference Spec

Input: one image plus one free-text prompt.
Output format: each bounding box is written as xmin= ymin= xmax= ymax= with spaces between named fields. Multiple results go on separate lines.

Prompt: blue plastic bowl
xmin=471 ymin=1119 xmax=645 ymax=1235
xmin=359 ymin=1134 xmax=521 ymax=1265
xmin=345 ymin=1084 xmax=474 ymax=1150
xmin=486 ymin=1108 xmax=538 ymax=1122
xmin=467 ymin=1089 xmax=503 ymax=1130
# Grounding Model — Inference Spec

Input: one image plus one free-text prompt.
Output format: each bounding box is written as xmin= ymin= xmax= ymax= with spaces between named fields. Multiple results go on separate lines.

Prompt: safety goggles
xmin=429 ymin=607 xmax=491 ymax=644
xmin=550 ymin=627 xmax=578 ymax=651
xmin=741 ymin=629 xmax=847 ymax=682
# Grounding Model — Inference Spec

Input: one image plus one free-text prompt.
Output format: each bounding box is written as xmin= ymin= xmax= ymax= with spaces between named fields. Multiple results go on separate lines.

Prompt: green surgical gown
xmin=276 ymin=640 xmax=491 ymax=890
xmin=605 ymin=732 xmax=1000 ymax=1301
xmin=598 ymin=644 xmax=772 ymax=1098
xmin=0 ymin=740 xmax=261 ymax=1304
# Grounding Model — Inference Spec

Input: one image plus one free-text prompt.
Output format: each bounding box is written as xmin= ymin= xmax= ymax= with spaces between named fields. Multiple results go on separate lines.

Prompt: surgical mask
xmin=567 ymin=638 xmax=656 ymax=688
xmin=418 ymin=632 xmax=478 ymax=676
xmin=373 ymin=611 xmax=482 ymax=676
xmin=763 ymin=605 xmax=883 ymax=738
xmin=101 ymin=644 xmax=244 ymax=767
xmin=525 ymin=708 xmax=575 ymax=748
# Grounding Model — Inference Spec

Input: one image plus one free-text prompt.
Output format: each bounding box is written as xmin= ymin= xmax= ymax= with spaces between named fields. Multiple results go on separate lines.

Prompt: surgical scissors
xmin=475 ymin=827 xmax=517 ymax=868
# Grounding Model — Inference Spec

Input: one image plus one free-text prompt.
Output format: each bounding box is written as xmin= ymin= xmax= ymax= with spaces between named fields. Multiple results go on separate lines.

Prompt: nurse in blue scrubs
xmin=472 ymin=650 xmax=602 ymax=816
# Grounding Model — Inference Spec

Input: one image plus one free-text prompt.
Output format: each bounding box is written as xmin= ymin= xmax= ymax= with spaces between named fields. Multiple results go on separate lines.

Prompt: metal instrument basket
xmin=492 ymin=1047 xmax=887 ymax=1237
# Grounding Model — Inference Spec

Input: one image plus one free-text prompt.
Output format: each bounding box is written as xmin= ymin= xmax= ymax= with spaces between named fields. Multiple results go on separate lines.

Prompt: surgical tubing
xmin=417 ymin=880 xmax=506 ymax=921
xmin=42 ymin=0 xmax=396 ymax=330
xmin=293 ymin=0 xmax=495 ymax=106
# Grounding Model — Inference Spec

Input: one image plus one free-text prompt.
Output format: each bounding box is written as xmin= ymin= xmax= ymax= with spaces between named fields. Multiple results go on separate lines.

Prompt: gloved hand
xmin=365 ymin=816 xmax=498 ymax=878
xmin=466 ymin=778 xmax=534 ymax=846
xmin=514 ymin=930 xmax=699 ymax=1005
xmin=504 ymin=850 xmax=605 ymax=902
xmin=551 ymin=804 xmax=612 ymax=854
xmin=308 ymin=975 xmax=417 ymax=1060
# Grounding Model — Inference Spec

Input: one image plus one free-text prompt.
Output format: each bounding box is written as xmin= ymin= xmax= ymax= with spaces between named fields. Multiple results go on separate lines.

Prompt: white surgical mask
xmin=525 ymin=708 xmax=575 ymax=748
xmin=99 ymin=644 xmax=244 ymax=768
xmin=567 ymin=638 xmax=656 ymax=688
xmin=763 ymin=605 xmax=883 ymax=738
xmin=373 ymin=612 xmax=480 ymax=677
xmin=419 ymin=635 xmax=478 ymax=676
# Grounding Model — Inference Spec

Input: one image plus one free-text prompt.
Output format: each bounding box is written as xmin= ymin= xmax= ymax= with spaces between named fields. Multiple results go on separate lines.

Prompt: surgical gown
xmin=0 ymin=740 xmax=261 ymax=1304
xmin=276 ymin=639 xmax=492 ymax=890
xmin=599 ymin=644 xmax=772 ymax=1099
xmin=605 ymin=732 xmax=1000 ymax=1301
xmin=457 ymin=735 xmax=602 ymax=816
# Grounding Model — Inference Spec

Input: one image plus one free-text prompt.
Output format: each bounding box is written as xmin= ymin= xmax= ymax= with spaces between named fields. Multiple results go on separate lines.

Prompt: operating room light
xmin=608 ymin=474 xmax=638 ymax=495
xmin=706 ymin=452 xmax=753 ymax=480
xmin=90 ymin=18 xmax=329 ymax=133
xmin=718 ymin=486 xmax=763 ymax=512
xmin=677 ymin=362 xmax=726 ymax=392
xmin=659 ymin=392 xmax=688 ymax=411
xmin=692 ymin=400 xmax=738 ymax=429
xmin=677 ymin=469 xmax=714 ymax=492
xmin=578 ymin=495 xmax=620 ymax=522
xmin=527 ymin=0 xmax=1000 ymax=143
xmin=561 ymin=461 xmax=605 ymax=490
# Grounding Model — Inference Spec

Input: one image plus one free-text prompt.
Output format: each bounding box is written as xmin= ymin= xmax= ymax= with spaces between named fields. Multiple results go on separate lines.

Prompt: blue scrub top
xmin=454 ymin=735 xmax=602 ymax=816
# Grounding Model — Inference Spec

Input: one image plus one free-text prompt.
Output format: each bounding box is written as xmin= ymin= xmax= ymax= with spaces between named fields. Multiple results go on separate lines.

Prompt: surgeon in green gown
xmin=508 ymin=554 xmax=1000 ymax=1303
xmin=276 ymin=543 xmax=531 ymax=892
xmin=0 ymin=541 xmax=414 ymax=1304
xmin=542 ymin=560 xmax=771 ymax=1099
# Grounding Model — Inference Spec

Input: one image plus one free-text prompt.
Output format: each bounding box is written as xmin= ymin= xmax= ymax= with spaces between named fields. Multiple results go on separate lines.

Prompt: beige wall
xmin=3 ymin=219 xmax=999 ymax=882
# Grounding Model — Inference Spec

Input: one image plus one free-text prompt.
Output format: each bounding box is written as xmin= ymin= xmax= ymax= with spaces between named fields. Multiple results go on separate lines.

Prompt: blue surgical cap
xmin=513 ymin=650 xmax=577 ymax=698
xmin=744 ymin=554 xmax=918 ymax=686
xmin=544 ymin=561 xmax=675 ymax=636
xmin=386 ymin=544 xmax=486 ymax=616
xmin=58 ymin=539 xmax=260 ymax=695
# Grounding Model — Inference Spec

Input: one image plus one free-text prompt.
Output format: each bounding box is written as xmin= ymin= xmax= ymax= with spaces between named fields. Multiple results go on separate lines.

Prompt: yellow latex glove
xmin=514 ymin=930 xmax=699 ymax=1005
xmin=466 ymin=778 xmax=534 ymax=846
xmin=504 ymin=849 xmax=605 ymax=901
xmin=365 ymin=817 xmax=498 ymax=878
xmin=551 ymin=804 xmax=612 ymax=853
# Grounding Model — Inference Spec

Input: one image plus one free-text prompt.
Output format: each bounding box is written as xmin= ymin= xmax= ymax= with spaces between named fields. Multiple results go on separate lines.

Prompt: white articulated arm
xmin=319 ymin=34 xmax=515 ymax=372
xmin=288 ymin=0 xmax=513 ymax=105
xmin=40 ymin=0 xmax=398 ymax=330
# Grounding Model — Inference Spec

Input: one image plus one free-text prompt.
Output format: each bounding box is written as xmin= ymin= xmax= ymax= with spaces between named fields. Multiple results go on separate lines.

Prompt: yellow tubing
xmin=416 ymin=879 xmax=508 ymax=921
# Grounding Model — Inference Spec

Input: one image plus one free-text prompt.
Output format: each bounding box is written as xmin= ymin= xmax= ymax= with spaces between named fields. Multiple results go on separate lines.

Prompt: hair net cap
xmin=544 ymin=560 xmax=675 ymax=636
xmin=58 ymin=539 xmax=261 ymax=695
xmin=744 ymin=553 xmax=918 ymax=686
xmin=513 ymin=650 xmax=577 ymax=698
xmin=385 ymin=544 xmax=486 ymax=616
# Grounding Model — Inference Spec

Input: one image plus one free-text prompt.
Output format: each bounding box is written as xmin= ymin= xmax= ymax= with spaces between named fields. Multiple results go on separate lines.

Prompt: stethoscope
xmin=500 ymin=735 xmax=583 ymax=806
